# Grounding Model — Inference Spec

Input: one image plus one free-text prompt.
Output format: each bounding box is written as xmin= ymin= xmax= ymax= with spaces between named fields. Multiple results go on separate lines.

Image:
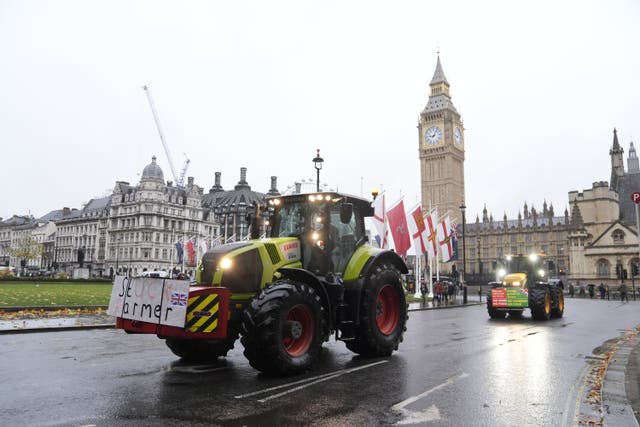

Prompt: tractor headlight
xmin=529 ymin=253 xmax=539 ymax=262
xmin=219 ymin=257 xmax=233 ymax=270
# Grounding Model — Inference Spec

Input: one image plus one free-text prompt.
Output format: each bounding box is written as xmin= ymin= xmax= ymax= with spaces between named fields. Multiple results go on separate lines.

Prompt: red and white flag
xmin=386 ymin=199 xmax=411 ymax=256
xmin=424 ymin=209 xmax=439 ymax=259
xmin=437 ymin=215 xmax=454 ymax=262
xmin=407 ymin=204 xmax=428 ymax=255
xmin=372 ymin=192 xmax=389 ymax=248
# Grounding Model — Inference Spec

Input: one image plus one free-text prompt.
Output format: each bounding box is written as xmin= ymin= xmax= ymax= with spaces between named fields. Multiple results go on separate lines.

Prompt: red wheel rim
xmin=376 ymin=284 xmax=400 ymax=335
xmin=283 ymin=304 xmax=314 ymax=357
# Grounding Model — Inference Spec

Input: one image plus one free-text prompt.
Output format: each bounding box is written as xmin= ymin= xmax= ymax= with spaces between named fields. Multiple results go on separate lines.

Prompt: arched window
xmin=597 ymin=259 xmax=610 ymax=277
xmin=612 ymin=230 xmax=625 ymax=244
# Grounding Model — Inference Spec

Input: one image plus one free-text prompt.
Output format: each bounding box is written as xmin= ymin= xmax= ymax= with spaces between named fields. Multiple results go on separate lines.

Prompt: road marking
xmin=559 ymin=362 xmax=589 ymax=427
xmin=391 ymin=372 xmax=469 ymax=425
xmin=234 ymin=360 xmax=388 ymax=402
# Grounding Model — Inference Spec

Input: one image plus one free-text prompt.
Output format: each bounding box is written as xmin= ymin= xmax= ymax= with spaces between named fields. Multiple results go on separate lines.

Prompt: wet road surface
xmin=1 ymin=298 xmax=639 ymax=426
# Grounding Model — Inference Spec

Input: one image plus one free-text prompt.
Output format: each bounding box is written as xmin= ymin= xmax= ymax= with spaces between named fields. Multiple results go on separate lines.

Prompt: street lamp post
xmin=460 ymin=203 xmax=467 ymax=304
xmin=115 ymin=235 xmax=121 ymax=276
xmin=313 ymin=149 xmax=324 ymax=192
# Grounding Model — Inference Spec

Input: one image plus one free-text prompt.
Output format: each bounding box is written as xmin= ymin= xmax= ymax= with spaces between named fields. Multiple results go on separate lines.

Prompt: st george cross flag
xmin=186 ymin=238 xmax=196 ymax=266
xmin=386 ymin=199 xmax=411 ymax=256
xmin=424 ymin=209 xmax=439 ymax=259
xmin=199 ymin=238 xmax=209 ymax=255
xmin=437 ymin=216 xmax=455 ymax=262
xmin=407 ymin=204 xmax=428 ymax=255
xmin=371 ymin=192 xmax=388 ymax=249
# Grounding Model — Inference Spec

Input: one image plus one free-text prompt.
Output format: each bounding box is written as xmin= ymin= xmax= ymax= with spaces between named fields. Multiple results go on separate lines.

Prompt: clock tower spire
xmin=418 ymin=54 xmax=465 ymax=223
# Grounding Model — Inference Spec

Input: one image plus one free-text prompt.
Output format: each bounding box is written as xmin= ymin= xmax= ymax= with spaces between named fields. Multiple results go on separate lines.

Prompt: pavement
xmin=2 ymin=297 xmax=639 ymax=426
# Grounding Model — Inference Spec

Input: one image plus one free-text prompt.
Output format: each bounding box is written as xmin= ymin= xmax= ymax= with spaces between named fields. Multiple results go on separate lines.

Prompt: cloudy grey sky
xmin=1 ymin=0 xmax=639 ymax=223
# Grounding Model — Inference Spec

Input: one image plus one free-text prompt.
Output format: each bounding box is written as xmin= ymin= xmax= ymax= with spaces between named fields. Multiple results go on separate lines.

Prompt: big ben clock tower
xmin=418 ymin=54 xmax=465 ymax=223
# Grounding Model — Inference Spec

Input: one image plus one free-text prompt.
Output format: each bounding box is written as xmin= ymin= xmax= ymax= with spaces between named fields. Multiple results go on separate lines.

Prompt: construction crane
xmin=142 ymin=85 xmax=190 ymax=187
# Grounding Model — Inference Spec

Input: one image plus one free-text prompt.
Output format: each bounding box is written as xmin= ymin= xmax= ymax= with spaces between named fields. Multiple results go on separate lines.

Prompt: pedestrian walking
xmin=605 ymin=284 xmax=610 ymax=300
xmin=598 ymin=283 xmax=606 ymax=299
xmin=434 ymin=281 xmax=442 ymax=306
xmin=420 ymin=280 xmax=428 ymax=306
xmin=448 ymin=282 xmax=455 ymax=304
xmin=619 ymin=283 xmax=629 ymax=302
xmin=568 ymin=282 xmax=575 ymax=298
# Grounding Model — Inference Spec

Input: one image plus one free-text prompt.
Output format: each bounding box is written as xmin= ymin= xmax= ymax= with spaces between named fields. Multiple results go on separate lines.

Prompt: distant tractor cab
xmin=487 ymin=253 xmax=564 ymax=320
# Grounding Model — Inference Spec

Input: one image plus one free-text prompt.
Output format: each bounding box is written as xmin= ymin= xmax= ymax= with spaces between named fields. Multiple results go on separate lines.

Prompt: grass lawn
xmin=0 ymin=281 xmax=426 ymax=308
xmin=0 ymin=282 xmax=113 ymax=307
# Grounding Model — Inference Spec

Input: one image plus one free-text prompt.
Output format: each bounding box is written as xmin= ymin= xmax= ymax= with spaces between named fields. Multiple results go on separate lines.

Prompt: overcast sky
xmin=1 ymin=0 xmax=639 ymax=223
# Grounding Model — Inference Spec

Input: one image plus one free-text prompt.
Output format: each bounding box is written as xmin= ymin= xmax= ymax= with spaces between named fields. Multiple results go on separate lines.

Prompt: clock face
xmin=454 ymin=127 xmax=462 ymax=144
xmin=425 ymin=126 xmax=442 ymax=145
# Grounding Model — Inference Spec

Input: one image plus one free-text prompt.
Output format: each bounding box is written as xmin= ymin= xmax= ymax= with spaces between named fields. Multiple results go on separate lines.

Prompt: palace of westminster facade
xmin=1 ymin=55 xmax=638 ymax=286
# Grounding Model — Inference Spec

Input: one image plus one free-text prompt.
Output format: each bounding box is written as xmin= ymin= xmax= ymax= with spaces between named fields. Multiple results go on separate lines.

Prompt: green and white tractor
xmin=110 ymin=192 xmax=408 ymax=375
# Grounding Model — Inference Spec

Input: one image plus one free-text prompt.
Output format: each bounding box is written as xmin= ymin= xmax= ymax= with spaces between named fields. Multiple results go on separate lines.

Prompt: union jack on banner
xmin=170 ymin=292 xmax=188 ymax=307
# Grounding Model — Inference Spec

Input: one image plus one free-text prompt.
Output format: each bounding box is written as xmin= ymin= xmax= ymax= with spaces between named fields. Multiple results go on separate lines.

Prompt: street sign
xmin=631 ymin=192 xmax=640 ymax=204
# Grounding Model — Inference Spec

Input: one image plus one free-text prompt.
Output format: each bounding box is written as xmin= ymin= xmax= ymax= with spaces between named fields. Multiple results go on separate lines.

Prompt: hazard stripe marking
xmin=186 ymin=294 xmax=220 ymax=331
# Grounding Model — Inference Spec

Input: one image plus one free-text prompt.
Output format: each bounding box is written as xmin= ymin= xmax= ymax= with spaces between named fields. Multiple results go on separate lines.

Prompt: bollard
xmin=463 ymin=286 xmax=468 ymax=304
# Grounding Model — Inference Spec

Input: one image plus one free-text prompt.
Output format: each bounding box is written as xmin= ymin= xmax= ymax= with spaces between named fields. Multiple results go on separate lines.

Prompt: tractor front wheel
xmin=345 ymin=263 xmax=408 ymax=357
xmin=530 ymin=287 xmax=551 ymax=320
xmin=486 ymin=294 xmax=507 ymax=319
xmin=550 ymin=287 xmax=565 ymax=318
xmin=241 ymin=280 xmax=325 ymax=375
xmin=165 ymin=330 xmax=238 ymax=362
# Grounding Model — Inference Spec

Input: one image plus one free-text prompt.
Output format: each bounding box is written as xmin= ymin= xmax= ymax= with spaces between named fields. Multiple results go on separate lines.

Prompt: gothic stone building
xmin=567 ymin=129 xmax=640 ymax=289
xmin=418 ymin=54 xmax=465 ymax=225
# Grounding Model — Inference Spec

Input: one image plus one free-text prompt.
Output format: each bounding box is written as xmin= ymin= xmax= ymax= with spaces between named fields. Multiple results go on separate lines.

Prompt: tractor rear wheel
xmin=530 ymin=287 xmax=551 ymax=320
xmin=550 ymin=287 xmax=565 ymax=318
xmin=486 ymin=294 xmax=507 ymax=319
xmin=345 ymin=263 xmax=408 ymax=357
xmin=241 ymin=280 xmax=325 ymax=375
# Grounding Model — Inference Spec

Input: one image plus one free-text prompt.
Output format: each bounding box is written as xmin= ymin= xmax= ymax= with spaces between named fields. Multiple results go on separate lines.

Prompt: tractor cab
xmin=496 ymin=253 xmax=548 ymax=288
xmin=267 ymin=192 xmax=371 ymax=276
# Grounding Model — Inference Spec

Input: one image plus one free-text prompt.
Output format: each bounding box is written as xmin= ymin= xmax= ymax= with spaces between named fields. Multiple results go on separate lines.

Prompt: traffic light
xmin=633 ymin=263 xmax=639 ymax=277
xmin=624 ymin=269 xmax=628 ymax=280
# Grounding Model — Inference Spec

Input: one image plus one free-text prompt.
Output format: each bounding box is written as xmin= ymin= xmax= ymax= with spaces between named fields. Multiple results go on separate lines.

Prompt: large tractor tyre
xmin=165 ymin=327 xmax=239 ymax=362
xmin=345 ymin=263 xmax=408 ymax=357
xmin=529 ymin=287 xmax=551 ymax=321
xmin=550 ymin=287 xmax=565 ymax=318
xmin=486 ymin=294 xmax=507 ymax=319
xmin=241 ymin=280 xmax=326 ymax=375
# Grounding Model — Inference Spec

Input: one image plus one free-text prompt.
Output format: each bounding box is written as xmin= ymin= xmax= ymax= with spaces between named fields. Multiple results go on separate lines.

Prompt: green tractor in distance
xmin=486 ymin=253 xmax=564 ymax=320
xmin=111 ymin=192 xmax=408 ymax=375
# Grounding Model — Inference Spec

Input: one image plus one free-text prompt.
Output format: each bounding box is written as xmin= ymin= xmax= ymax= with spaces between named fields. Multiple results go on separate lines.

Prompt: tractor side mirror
xmin=340 ymin=203 xmax=353 ymax=224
